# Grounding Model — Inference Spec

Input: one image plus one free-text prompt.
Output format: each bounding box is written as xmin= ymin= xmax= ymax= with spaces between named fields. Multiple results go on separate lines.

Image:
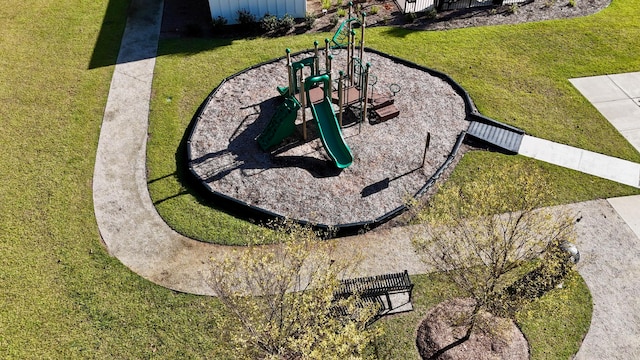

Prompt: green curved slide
xmin=305 ymin=74 xmax=353 ymax=169
xmin=257 ymin=96 xmax=300 ymax=151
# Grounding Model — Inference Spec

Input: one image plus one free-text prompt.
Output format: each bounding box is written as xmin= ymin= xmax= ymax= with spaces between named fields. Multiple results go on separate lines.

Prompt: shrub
xmin=278 ymin=14 xmax=295 ymax=32
xmin=322 ymin=0 xmax=332 ymax=10
xmin=330 ymin=14 xmax=340 ymax=27
xmin=424 ymin=8 xmax=437 ymax=19
xmin=568 ymin=0 xmax=576 ymax=7
xmin=237 ymin=9 xmax=257 ymax=24
xmin=211 ymin=16 xmax=227 ymax=31
xmin=508 ymin=3 xmax=519 ymax=14
xmin=337 ymin=8 xmax=347 ymax=17
xmin=369 ymin=5 xmax=379 ymax=15
xmin=405 ymin=12 xmax=417 ymax=22
xmin=260 ymin=14 xmax=278 ymax=32
xmin=304 ymin=12 xmax=316 ymax=29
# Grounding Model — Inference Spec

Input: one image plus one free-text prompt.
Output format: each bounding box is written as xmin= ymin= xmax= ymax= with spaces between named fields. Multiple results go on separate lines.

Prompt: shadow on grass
xmin=88 ymin=0 xmax=129 ymax=69
xmin=88 ymin=0 xmax=237 ymax=69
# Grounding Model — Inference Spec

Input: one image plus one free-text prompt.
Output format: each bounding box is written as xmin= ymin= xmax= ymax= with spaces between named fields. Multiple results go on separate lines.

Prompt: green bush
xmin=211 ymin=16 xmax=227 ymax=31
xmin=337 ymin=8 xmax=347 ymax=17
xmin=322 ymin=0 xmax=332 ymax=10
xmin=260 ymin=13 xmax=294 ymax=33
xmin=369 ymin=5 xmax=379 ymax=15
xmin=260 ymin=14 xmax=278 ymax=32
xmin=237 ymin=9 xmax=257 ymax=24
xmin=330 ymin=14 xmax=340 ymax=26
xmin=278 ymin=14 xmax=295 ymax=32
xmin=304 ymin=12 xmax=316 ymax=29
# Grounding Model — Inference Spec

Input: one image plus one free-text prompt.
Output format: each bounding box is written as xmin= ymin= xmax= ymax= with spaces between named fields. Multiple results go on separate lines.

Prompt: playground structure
xmin=186 ymin=5 xmax=524 ymax=232
xmin=256 ymin=5 xmax=401 ymax=168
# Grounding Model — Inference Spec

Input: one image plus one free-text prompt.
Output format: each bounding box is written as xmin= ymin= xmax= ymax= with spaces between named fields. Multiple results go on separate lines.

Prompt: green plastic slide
xmin=257 ymin=96 xmax=300 ymax=151
xmin=305 ymin=74 xmax=353 ymax=169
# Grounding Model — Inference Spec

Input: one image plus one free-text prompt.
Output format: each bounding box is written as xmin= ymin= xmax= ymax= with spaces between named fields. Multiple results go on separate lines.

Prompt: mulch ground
xmin=188 ymin=49 xmax=468 ymax=226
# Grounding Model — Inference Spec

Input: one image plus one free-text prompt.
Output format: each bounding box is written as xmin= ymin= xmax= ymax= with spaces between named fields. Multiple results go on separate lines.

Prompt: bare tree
xmin=412 ymin=163 xmax=577 ymax=338
xmin=207 ymin=222 xmax=381 ymax=360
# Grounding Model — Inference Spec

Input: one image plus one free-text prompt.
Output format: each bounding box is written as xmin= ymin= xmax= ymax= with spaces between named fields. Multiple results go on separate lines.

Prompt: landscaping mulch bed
xmin=416 ymin=298 xmax=529 ymax=360
xmin=161 ymin=0 xmax=611 ymax=38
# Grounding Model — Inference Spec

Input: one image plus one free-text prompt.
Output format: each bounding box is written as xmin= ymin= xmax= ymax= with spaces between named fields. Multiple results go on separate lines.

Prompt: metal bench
xmin=334 ymin=270 xmax=414 ymax=322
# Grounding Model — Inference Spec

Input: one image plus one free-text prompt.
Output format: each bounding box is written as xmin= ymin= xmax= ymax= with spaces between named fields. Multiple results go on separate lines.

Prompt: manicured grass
xmin=148 ymin=0 xmax=640 ymax=245
xmin=369 ymin=0 xmax=640 ymax=160
xmin=0 ymin=0 xmax=624 ymax=358
xmin=447 ymin=151 xmax=639 ymax=207
xmin=0 ymin=1 xmax=230 ymax=358
xmin=516 ymin=271 xmax=593 ymax=360
xmin=374 ymin=270 xmax=591 ymax=359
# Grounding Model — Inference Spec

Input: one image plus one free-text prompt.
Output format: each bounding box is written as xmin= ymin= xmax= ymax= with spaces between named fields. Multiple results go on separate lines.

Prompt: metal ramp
xmin=466 ymin=114 xmax=525 ymax=154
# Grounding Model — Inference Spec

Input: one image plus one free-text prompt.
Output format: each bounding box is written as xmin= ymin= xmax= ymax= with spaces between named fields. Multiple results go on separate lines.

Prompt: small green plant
xmin=237 ymin=9 xmax=257 ymax=24
xmin=321 ymin=0 xmax=331 ymax=10
xmin=568 ymin=0 xmax=576 ymax=7
xmin=330 ymin=14 xmax=340 ymax=26
xmin=211 ymin=16 xmax=227 ymax=31
xmin=405 ymin=12 xmax=417 ymax=22
xmin=337 ymin=7 xmax=347 ymax=17
xmin=490 ymin=7 xmax=498 ymax=15
xmin=260 ymin=13 xmax=294 ymax=33
xmin=278 ymin=14 xmax=295 ymax=32
xmin=543 ymin=0 xmax=556 ymax=8
xmin=425 ymin=8 xmax=437 ymax=19
xmin=508 ymin=3 xmax=519 ymax=14
xmin=369 ymin=5 xmax=379 ymax=15
xmin=304 ymin=12 xmax=316 ymax=29
xmin=260 ymin=14 xmax=278 ymax=32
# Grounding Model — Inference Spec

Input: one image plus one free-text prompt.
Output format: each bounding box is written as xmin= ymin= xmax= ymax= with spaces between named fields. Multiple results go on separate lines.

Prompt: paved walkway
xmin=517 ymin=72 xmax=640 ymax=188
xmin=93 ymin=2 xmax=640 ymax=358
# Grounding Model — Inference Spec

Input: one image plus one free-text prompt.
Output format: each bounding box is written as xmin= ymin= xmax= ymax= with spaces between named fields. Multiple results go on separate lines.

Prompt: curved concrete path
xmin=93 ymin=1 xmax=640 ymax=357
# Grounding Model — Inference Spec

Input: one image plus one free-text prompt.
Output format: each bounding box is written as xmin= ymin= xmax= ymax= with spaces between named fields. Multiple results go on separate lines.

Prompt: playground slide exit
xmin=306 ymin=75 xmax=353 ymax=169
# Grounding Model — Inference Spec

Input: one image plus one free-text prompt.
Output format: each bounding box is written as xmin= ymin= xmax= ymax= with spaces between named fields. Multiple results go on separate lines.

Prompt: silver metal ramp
xmin=466 ymin=117 xmax=525 ymax=154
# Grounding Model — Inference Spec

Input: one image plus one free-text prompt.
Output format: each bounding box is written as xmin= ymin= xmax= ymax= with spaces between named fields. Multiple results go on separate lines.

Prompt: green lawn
xmin=0 ymin=0 xmax=632 ymax=358
xmin=0 ymin=1 xmax=227 ymax=358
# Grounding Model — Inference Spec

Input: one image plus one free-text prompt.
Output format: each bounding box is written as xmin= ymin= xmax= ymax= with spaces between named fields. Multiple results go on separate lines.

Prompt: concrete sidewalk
xmin=518 ymin=72 xmax=640 ymax=188
xmin=519 ymin=135 xmax=640 ymax=187
xmin=571 ymin=72 xmax=640 ymax=154
xmin=92 ymin=2 xmax=640 ymax=358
